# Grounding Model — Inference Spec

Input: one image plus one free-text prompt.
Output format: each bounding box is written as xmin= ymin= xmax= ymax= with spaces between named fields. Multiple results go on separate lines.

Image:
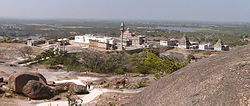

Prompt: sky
xmin=0 ymin=0 xmax=249 ymax=22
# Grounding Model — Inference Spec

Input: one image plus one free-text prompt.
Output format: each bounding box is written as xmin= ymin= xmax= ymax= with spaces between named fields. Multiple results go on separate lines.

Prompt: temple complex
xmin=214 ymin=39 xmax=229 ymax=51
xmin=178 ymin=35 xmax=191 ymax=49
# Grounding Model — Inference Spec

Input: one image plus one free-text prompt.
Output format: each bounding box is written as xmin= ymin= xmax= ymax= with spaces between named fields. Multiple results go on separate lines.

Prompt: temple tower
xmin=120 ymin=22 xmax=125 ymax=50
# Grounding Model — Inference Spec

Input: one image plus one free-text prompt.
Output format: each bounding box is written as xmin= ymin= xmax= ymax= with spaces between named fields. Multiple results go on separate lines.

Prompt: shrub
xmin=137 ymin=81 xmax=148 ymax=88
xmin=66 ymin=95 xmax=83 ymax=106
xmin=133 ymin=49 xmax=187 ymax=80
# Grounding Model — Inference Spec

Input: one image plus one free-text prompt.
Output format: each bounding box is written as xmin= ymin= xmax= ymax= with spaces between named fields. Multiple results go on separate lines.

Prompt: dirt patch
xmin=0 ymin=98 xmax=32 ymax=106
xmin=87 ymin=92 xmax=136 ymax=106
xmin=0 ymin=43 xmax=44 ymax=62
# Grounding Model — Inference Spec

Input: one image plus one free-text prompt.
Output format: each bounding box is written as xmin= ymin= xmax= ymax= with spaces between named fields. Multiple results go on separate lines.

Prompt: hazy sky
xmin=0 ymin=0 xmax=249 ymax=22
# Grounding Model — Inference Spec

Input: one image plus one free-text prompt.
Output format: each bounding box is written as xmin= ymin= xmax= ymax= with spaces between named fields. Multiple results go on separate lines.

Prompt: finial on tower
xmin=120 ymin=22 xmax=125 ymax=31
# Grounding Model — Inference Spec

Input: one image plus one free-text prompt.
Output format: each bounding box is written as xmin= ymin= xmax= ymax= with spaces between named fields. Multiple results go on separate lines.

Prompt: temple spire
xmin=120 ymin=22 xmax=125 ymax=50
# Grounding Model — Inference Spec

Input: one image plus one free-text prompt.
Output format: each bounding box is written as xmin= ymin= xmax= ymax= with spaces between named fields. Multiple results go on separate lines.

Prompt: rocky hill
xmin=128 ymin=45 xmax=250 ymax=106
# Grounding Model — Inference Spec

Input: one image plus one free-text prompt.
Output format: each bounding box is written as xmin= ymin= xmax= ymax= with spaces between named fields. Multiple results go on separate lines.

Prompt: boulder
xmin=0 ymin=85 xmax=10 ymax=92
xmin=22 ymin=80 xmax=50 ymax=99
xmin=53 ymin=83 xmax=71 ymax=94
xmin=0 ymin=77 xmax=3 ymax=82
xmin=8 ymin=72 xmax=47 ymax=93
xmin=109 ymin=78 xmax=127 ymax=85
xmin=47 ymin=81 xmax=56 ymax=86
xmin=0 ymin=82 xmax=5 ymax=87
xmin=68 ymin=83 xmax=88 ymax=94
xmin=106 ymin=77 xmax=128 ymax=89
xmin=55 ymin=82 xmax=88 ymax=94
xmin=4 ymin=93 xmax=12 ymax=98
xmin=0 ymin=88 xmax=4 ymax=94
xmin=55 ymin=82 xmax=72 ymax=90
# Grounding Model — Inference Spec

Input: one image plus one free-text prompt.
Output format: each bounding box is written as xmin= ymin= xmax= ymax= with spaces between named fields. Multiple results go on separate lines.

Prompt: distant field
xmin=57 ymin=26 xmax=93 ymax=29
xmin=199 ymin=30 xmax=250 ymax=35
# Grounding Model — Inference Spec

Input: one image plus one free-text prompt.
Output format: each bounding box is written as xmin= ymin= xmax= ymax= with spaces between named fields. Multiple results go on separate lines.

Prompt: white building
xmin=74 ymin=36 xmax=85 ymax=43
xmin=190 ymin=42 xmax=199 ymax=49
xmin=160 ymin=40 xmax=168 ymax=46
xmin=190 ymin=42 xmax=199 ymax=46
xmin=58 ymin=38 xmax=69 ymax=42
xmin=178 ymin=35 xmax=191 ymax=49
xmin=199 ymin=43 xmax=213 ymax=50
xmin=75 ymin=34 xmax=117 ymax=45
xmin=214 ymin=39 xmax=230 ymax=51
xmin=160 ymin=39 xmax=178 ymax=47
xmin=74 ymin=34 xmax=94 ymax=43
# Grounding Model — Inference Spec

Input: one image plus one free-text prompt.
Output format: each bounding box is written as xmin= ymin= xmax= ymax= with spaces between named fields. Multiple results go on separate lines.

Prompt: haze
xmin=0 ymin=0 xmax=249 ymax=22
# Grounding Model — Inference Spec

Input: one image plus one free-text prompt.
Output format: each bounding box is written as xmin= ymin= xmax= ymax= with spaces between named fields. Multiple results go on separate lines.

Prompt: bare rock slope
xmin=129 ymin=45 xmax=250 ymax=106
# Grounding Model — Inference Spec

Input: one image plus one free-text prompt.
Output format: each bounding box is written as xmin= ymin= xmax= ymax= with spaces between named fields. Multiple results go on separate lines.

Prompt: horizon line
xmin=0 ymin=17 xmax=249 ymax=25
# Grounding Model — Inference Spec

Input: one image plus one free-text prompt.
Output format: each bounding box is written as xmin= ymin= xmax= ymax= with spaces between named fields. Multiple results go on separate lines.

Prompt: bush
xmin=25 ymin=48 xmax=188 ymax=80
xmin=132 ymin=49 xmax=187 ymax=80
xmin=66 ymin=95 xmax=83 ymax=106
xmin=76 ymin=50 xmax=129 ymax=74
xmin=137 ymin=81 xmax=148 ymax=88
xmin=114 ymin=67 xmax=126 ymax=74
xmin=29 ymin=49 xmax=84 ymax=71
